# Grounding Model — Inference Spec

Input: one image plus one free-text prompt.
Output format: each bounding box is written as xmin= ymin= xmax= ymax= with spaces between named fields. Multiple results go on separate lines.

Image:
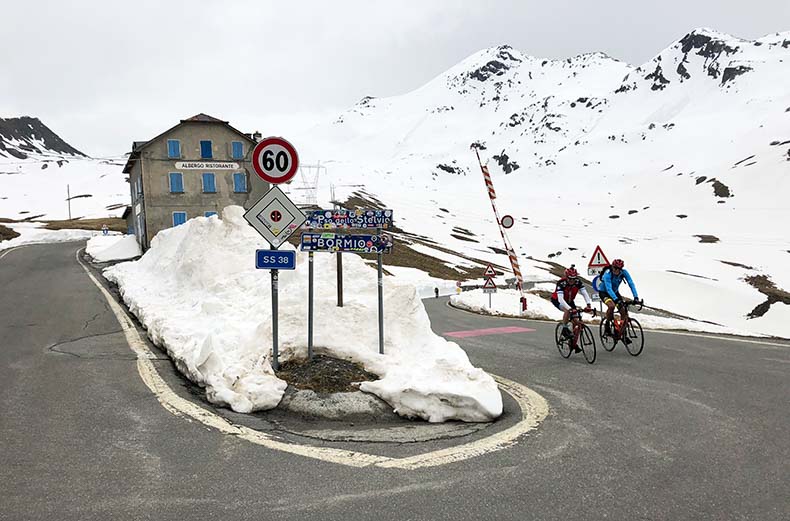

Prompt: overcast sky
xmin=1 ymin=0 xmax=787 ymax=157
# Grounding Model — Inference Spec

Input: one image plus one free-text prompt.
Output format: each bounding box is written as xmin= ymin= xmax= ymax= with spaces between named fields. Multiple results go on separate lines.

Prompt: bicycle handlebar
xmin=619 ymin=299 xmax=644 ymax=312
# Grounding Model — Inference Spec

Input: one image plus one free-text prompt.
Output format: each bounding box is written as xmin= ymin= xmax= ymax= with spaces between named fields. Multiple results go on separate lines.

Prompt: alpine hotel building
xmin=123 ymin=114 xmax=270 ymax=249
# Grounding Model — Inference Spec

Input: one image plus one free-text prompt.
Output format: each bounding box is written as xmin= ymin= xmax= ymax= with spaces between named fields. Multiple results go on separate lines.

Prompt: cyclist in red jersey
xmin=551 ymin=265 xmax=593 ymax=351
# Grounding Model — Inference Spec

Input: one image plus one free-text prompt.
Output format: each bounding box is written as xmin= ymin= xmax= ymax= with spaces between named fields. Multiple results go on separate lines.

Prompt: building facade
xmin=123 ymin=114 xmax=269 ymax=249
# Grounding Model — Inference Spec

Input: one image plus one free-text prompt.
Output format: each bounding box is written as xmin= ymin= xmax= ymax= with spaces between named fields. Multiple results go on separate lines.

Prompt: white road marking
xmin=76 ymin=249 xmax=549 ymax=469
xmin=0 ymin=246 xmax=22 ymax=261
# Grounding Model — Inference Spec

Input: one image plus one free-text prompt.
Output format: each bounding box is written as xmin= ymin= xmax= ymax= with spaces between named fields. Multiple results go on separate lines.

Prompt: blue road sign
xmin=256 ymin=249 xmax=296 ymax=270
xmin=302 ymin=209 xmax=394 ymax=229
xmin=300 ymin=233 xmax=393 ymax=253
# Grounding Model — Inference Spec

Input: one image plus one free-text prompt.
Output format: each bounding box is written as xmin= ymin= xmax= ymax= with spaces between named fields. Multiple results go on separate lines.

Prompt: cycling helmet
xmin=565 ymin=265 xmax=579 ymax=278
xmin=612 ymin=259 xmax=625 ymax=269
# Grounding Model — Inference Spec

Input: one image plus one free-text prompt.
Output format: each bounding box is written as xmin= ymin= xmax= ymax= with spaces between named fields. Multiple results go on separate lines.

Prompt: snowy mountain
xmin=0 ymin=117 xmax=127 ymax=220
xmin=295 ymin=28 xmax=790 ymax=337
xmin=0 ymin=116 xmax=86 ymax=159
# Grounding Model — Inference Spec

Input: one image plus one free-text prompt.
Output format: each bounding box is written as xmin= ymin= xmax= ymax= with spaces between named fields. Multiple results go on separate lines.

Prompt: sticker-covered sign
xmin=300 ymin=233 xmax=393 ymax=253
xmin=302 ymin=209 xmax=394 ymax=229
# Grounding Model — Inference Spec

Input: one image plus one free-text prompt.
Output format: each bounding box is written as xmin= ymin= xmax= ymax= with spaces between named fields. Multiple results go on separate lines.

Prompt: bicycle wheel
xmin=624 ymin=318 xmax=645 ymax=356
xmin=599 ymin=319 xmax=616 ymax=352
xmin=580 ymin=325 xmax=596 ymax=364
xmin=555 ymin=323 xmax=571 ymax=358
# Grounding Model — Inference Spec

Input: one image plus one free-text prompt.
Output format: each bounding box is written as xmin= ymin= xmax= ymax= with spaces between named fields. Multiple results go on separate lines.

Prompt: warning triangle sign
xmin=588 ymin=245 xmax=610 ymax=268
xmin=483 ymin=264 xmax=497 ymax=277
xmin=482 ymin=278 xmax=497 ymax=289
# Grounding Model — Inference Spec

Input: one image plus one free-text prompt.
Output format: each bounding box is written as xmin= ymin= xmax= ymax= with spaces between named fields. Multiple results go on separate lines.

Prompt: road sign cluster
xmin=483 ymin=264 xmax=497 ymax=294
xmin=241 ymin=136 xmax=395 ymax=366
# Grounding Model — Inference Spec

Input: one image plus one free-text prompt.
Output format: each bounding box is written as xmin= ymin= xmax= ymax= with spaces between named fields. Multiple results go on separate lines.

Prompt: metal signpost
xmin=587 ymin=244 xmax=610 ymax=276
xmin=300 ymin=211 xmax=394 ymax=356
xmin=588 ymin=244 xmax=610 ymax=315
xmin=482 ymin=264 xmax=498 ymax=309
xmin=243 ymin=137 xmax=302 ymax=370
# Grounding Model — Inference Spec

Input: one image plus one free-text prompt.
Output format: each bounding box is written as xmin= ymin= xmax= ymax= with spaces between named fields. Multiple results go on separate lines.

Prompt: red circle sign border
xmin=251 ymin=137 xmax=299 ymax=184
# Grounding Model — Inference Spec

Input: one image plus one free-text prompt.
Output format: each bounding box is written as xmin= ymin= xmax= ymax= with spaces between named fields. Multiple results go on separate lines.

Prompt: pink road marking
xmin=443 ymin=326 xmax=536 ymax=338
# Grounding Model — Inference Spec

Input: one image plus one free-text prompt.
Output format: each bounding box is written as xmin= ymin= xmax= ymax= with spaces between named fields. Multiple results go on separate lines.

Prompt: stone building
xmin=123 ymin=113 xmax=269 ymax=249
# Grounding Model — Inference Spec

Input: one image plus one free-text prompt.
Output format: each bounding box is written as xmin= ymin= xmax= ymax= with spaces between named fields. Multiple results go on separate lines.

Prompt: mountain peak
xmin=0 ymin=116 xmax=86 ymax=160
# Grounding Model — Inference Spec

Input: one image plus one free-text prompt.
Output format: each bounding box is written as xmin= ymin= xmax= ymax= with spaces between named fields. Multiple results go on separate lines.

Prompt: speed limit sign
xmin=251 ymin=137 xmax=299 ymax=184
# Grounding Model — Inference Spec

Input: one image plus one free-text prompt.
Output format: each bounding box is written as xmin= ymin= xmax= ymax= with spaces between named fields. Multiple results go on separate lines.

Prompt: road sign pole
xmin=337 ymin=252 xmax=344 ymax=307
xmin=489 ymin=292 xmax=492 ymax=309
xmin=377 ymin=228 xmax=384 ymax=355
xmin=271 ymin=268 xmax=279 ymax=370
xmin=308 ymin=251 xmax=314 ymax=360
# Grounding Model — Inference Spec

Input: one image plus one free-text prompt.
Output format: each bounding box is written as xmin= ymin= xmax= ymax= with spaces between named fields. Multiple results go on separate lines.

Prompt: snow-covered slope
xmin=0 ymin=117 xmax=127 ymax=220
xmin=296 ymin=28 xmax=790 ymax=337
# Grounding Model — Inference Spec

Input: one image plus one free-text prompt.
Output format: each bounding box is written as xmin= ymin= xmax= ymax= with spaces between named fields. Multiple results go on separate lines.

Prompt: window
xmin=233 ymin=172 xmax=247 ymax=193
xmin=173 ymin=212 xmax=187 ymax=227
xmin=202 ymin=173 xmax=216 ymax=193
xmin=200 ymin=140 xmax=213 ymax=159
xmin=231 ymin=141 xmax=244 ymax=159
xmin=169 ymin=172 xmax=184 ymax=193
xmin=205 ymin=211 xmax=218 ymax=218
xmin=167 ymin=139 xmax=181 ymax=158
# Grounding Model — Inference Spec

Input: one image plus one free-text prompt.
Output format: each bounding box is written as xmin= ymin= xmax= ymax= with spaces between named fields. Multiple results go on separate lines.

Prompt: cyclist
xmin=551 ymin=265 xmax=593 ymax=352
xmin=595 ymin=258 xmax=642 ymax=343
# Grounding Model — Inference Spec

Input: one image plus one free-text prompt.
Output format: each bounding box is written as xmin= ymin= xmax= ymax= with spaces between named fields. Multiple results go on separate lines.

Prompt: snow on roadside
xmin=0 ymin=222 xmax=98 ymax=251
xmin=451 ymin=288 xmax=769 ymax=338
xmin=86 ymin=234 xmax=141 ymax=262
xmin=103 ymin=207 xmax=503 ymax=422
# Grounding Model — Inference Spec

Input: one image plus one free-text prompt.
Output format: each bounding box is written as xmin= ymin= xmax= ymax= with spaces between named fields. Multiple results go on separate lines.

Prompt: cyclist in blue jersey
xmin=593 ymin=258 xmax=643 ymax=343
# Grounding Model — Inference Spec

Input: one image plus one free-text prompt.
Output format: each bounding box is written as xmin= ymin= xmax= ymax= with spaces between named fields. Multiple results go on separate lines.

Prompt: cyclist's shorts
xmin=551 ymin=297 xmax=577 ymax=311
xmin=599 ymin=291 xmax=620 ymax=304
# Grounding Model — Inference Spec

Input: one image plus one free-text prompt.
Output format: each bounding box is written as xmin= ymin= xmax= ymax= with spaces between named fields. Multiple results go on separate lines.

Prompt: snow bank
xmin=86 ymin=234 xmax=141 ymax=262
xmin=0 ymin=222 xmax=98 ymax=251
xmin=103 ymin=208 xmax=502 ymax=422
xmin=451 ymin=288 xmax=765 ymax=338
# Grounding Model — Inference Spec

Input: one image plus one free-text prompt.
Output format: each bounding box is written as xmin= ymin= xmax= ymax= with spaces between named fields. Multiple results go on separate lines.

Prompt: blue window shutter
xmin=205 ymin=211 xmax=218 ymax=218
xmin=173 ymin=212 xmax=187 ymax=226
xmin=200 ymin=140 xmax=213 ymax=159
xmin=167 ymin=140 xmax=181 ymax=158
xmin=203 ymin=173 xmax=216 ymax=193
xmin=232 ymin=141 xmax=243 ymax=159
xmin=233 ymin=172 xmax=247 ymax=192
xmin=169 ymin=172 xmax=183 ymax=193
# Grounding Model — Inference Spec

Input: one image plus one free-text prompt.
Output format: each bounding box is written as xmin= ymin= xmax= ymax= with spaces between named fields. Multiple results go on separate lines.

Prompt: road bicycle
xmin=555 ymin=307 xmax=597 ymax=364
xmin=599 ymin=299 xmax=645 ymax=356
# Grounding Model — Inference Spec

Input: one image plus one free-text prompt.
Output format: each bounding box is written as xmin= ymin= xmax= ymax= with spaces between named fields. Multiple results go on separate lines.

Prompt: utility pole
xmin=66 ymin=184 xmax=72 ymax=220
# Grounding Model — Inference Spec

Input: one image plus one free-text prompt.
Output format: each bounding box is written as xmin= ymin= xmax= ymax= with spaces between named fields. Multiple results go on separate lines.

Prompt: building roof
xmin=122 ymin=113 xmax=256 ymax=174
xmin=180 ymin=113 xmax=229 ymax=124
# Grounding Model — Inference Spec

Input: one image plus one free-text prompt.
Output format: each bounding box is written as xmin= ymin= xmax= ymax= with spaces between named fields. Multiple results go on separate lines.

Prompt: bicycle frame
xmin=570 ymin=308 xmax=596 ymax=346
xmin=611 ymin=301 xmax=642 ymax=338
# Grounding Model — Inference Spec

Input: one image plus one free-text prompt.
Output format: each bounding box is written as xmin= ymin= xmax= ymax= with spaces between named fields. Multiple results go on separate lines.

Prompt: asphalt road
xmin=1 ymin=241 xmax=788 ymax=521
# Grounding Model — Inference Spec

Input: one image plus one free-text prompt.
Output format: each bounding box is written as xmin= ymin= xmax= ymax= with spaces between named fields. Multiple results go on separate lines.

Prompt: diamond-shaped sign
xmin=243 ymin=186 xmax=306 ymax=248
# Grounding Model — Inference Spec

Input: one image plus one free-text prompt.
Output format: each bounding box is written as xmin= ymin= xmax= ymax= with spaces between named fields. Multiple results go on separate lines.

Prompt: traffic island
xmin=268 ymin=354 xmax=496 ymax=442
